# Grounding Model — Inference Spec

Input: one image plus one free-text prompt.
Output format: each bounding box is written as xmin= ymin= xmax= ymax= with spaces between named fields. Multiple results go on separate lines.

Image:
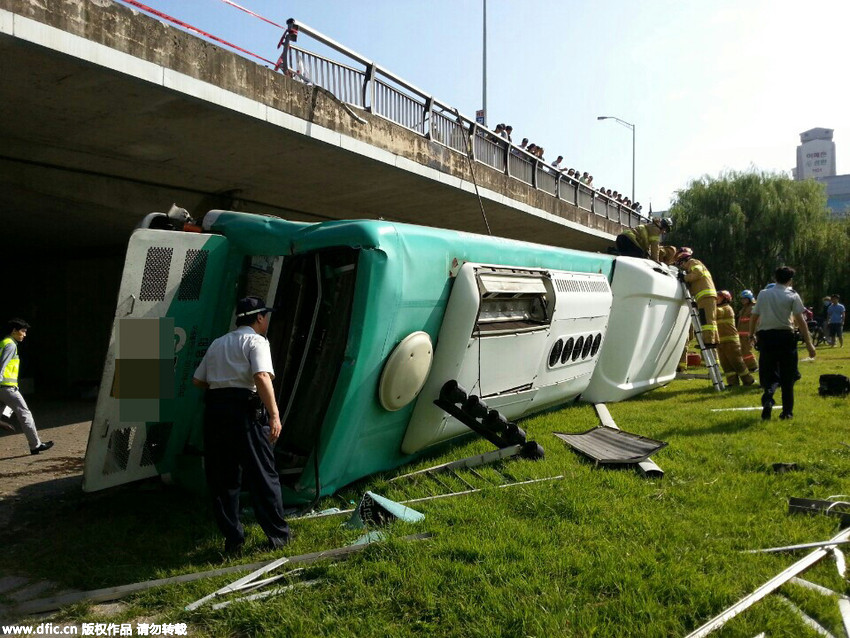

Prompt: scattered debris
xmin=389 ymin=444 xmax=530 ymax=482
xmin=772 ymin=462 xmax=799 ymax=473
xmin=834 ymin=548 xmax=846 ymax=577
xmin=350 ymin=531 xmax=387 ymax=545
xmin=710 ymin=406 xmax=783 ymax=412
xmin=592 ymin=404 xmax=664 ymax=477
xmin=12 ymin=534 xmax=431 ymax=616
xmin=434 ymin=380 xmax=544 ymax=458
xmin=685 ymin=526 xmax=850 ymax=637
xmin=788 ymin=497 xmax=850 ymax=527
xmin=838 ymin=598 xmax=850 ymax=637
xmin=744 ymin=539 xmax=850 ymax=554
xmin=209 ymin=578 xmax=323 ymax=610
xmin=345 ymin=492 xmax=424 ymax=529
xmin=555 ymin=427 xmax=667 ymax=465
xmin=185 ymin=532 xmax=432 ymax=611
xmin=676 ymin=373 xmax=711 ymax=380
xmin=791 ymin=577 xmax=848 ymax=599
xmin=292 ymin=476 xmax=565 ymax=522
xmin=777 ymin=596 xmax=836 ymax=638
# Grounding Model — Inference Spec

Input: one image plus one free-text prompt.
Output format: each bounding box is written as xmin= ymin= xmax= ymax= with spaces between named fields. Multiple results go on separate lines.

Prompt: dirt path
xmin=0 ymin=399 xmax=95 ymax=526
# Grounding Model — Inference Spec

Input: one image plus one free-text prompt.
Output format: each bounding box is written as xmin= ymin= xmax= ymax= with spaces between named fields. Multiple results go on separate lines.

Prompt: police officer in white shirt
xmin=750 ymin=266 xmax=816 ymax=421
xmin=193 ymin=296 xmax=290 ymax=554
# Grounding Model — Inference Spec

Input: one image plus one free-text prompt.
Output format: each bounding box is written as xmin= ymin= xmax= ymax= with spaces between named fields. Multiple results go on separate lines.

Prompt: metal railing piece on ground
xmin=278 ymin=20 xmax=650 ymax=230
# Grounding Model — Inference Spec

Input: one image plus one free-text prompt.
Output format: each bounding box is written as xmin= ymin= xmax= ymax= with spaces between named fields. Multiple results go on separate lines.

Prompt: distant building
xmin=793 ymin=128 xmax=849 ymax=217
xmin=796 ymin=128 xmax=836 ymax=180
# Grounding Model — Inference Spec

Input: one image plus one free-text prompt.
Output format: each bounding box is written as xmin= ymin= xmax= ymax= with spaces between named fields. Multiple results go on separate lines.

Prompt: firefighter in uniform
xmin=193 ymin=297 xmax=291 ymax=554
xmin=675 ymin=247 xmax=719 ymax=347
xmin=737 ymin=290 xmax=758 ymax=373
xmin=715 ymin=291 xmax=755 ymax=386
xmin=659 ymin=245 xmax=678 ymax=266
xmin=615 ymin=218 xmax=673 ymax=261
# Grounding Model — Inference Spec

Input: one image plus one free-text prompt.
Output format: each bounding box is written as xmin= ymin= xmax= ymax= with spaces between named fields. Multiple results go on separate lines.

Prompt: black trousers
xmin=615 ymin=234 xmax=647 ymax=258
xmin=203 ymin=388 xmax=290 ymax=547
xmin=756 ymin=329 xmax=799 ymax=416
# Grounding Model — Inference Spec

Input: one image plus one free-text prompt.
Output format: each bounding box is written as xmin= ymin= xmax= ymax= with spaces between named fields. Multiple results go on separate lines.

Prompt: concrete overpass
xmin=0 ymin=0 xmax=628 ymax=395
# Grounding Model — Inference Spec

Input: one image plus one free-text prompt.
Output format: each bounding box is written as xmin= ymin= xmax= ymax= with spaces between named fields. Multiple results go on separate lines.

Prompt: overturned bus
xmin=83 ymin=210 xmax=689 ymax=505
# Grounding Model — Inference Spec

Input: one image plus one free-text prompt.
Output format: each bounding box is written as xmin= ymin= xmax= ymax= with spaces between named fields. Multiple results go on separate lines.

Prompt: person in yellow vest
xmin=715 ymin=291 xmax=755 ymax=386
xmin=675 ymin=247 xmax=719 ymax=346
xmin=0 ymin=318 xmax=53 ymax=454
xmin=737 ymin=289 xmax=758 ymax=373
xmin=615 ymin=217 xmax=673 ymax=261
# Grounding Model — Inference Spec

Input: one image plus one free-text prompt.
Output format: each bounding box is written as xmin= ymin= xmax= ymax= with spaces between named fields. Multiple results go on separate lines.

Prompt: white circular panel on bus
xmin=379 ymin=331 xmax=434 ymax=411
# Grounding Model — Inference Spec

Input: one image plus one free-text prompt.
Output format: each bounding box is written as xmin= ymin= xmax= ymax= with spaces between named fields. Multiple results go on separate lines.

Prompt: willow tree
xmin=667 ymin=171 xmax=838 ymax=304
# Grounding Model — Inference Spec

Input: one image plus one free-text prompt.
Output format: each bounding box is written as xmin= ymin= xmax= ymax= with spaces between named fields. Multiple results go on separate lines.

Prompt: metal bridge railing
xmin=282 ymin=21 xmax=650 ymax=230
xmin=507 ymin=149 xmax=534 ymax=185
xmin=431 ymin=109 xmax=468 ymax=154
xmin=288 ymin=46 xmax=366 ymax=107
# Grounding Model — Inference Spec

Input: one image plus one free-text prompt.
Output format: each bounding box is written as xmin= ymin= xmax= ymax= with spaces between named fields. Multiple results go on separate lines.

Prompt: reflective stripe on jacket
xmin=683 ymin=258 xmax=716 ymax=299
xmin=716 ymin=305 xmax=740 ymax=344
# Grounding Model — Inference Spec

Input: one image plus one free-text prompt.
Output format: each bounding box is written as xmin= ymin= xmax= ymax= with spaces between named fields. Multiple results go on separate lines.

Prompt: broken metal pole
xmin=14 ymin=533 xmax=432 ymax=616
xmin=186 ymin=555 xmax=291 ymax=611
xmin=210 ymin=578 xmax=323 ymax=610
xmin=637 ymin=459 xmax=664 ymax=478
xmin=790 ymin=577 xmax=849 ymax=600
xmin=292 ymin=475 xmax=565 ymax=521
xmin=684 ymin=526 xmax=850 ymax=638
xmin=389 ymin=445 xmax=524 ymax=482
xmin=778 ymin=597 xmax=836 ymax=638
xmin=744 ymin=539 xmax=850 ymax=554
xmin=834 ymin=548 xmax=846 ymax=577
xmin=838 ymin=598 xmax=850 ymax=638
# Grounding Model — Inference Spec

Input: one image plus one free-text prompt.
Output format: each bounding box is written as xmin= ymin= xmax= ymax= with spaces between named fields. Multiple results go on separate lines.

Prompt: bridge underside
xmin=0 ymin=2 xmax=615 ymax=396
xmin=0 ymin=34 xmax=612 ymax=254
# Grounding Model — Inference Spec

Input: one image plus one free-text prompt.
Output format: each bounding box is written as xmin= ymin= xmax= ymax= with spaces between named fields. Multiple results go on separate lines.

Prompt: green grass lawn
xmin=2 ymin=347 xmax=849 ymax=637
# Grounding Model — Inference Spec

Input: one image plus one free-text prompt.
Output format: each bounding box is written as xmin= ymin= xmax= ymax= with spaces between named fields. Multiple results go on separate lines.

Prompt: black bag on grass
xmin=818 ymin=374 xmax=850 ymax=397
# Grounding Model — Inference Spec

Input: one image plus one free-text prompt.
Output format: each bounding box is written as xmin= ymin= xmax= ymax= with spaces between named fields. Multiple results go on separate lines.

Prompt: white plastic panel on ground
xmin=402 ymin=263 xmax=612 ymax=454
xmin=582 ymin=257 xmax=689 ymax=403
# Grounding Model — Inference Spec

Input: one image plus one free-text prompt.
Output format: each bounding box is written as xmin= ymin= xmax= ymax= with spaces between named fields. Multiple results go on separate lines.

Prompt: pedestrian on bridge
xmin=0 ymin=318 xmax=53 ymax=455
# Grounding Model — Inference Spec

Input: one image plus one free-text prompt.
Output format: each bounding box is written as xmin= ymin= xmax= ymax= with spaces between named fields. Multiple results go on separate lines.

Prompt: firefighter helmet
xmin=717 ymin=290 xmax=732 ymax=304
xmin=659 ymin=217 xmax=674 ymax=232
xmin=741 ymin=289 xmax=755 ymax=301
xmin=674 ymin=247 xmax=693 ymax=264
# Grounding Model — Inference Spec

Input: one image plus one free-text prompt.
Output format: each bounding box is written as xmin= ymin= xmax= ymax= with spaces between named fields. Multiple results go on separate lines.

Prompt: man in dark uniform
xmin=193 ymin=297 xmax=290 ymax=554
xmin=750 ymin=266 xmax=816 ymax=420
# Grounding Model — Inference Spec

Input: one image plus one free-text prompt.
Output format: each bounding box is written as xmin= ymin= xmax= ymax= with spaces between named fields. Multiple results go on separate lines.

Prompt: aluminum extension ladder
xmin=680 ymin=279 xmax=725 ymax=391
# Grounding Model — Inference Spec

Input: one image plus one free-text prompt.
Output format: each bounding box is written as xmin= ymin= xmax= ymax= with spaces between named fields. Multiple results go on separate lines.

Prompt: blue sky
xmin=119 ymin=0 xmax=850 ymax=210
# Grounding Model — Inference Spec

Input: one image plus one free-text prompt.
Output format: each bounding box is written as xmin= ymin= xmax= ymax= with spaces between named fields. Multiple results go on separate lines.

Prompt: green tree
xmin=667 ymin=170 xmax=847 ymax=306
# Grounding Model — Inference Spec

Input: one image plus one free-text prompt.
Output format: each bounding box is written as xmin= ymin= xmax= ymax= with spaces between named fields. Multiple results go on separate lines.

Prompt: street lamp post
xmin=597 ymin=115 xmax=635 ymax=204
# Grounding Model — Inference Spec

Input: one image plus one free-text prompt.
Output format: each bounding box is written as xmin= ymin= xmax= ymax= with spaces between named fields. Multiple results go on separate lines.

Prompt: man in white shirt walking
xmin=750 ymin=266 xmax=816 ymax=420
xmin=193 ymin=296 xmax=290 ymax=554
